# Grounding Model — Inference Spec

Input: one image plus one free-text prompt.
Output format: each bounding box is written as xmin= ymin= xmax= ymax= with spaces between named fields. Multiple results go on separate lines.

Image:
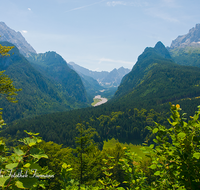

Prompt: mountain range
xmin=0 ymin=22 xmax=129 ymax=122
xmin=0 ymin=41 xmax=90 ymax=123
xmin=170 ymin=24 xmax=200 ymax=49
xmin=1 ymin=22 xmax=200 ymax=147
xmin=68 ymin=62 xmax=130 ymax=88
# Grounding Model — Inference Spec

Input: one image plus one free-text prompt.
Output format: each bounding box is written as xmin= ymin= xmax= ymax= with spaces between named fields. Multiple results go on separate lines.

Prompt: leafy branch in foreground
xmin=138 ymin=103 xmax=200 ymax=189
xmin=0 ymin=130 xmax=54 ymax=189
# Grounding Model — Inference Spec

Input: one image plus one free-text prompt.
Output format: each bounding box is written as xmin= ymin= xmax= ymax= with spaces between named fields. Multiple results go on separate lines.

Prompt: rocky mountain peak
xmin=0 ymin=22 xmax=37 ymax=57
xmin=170 ymin=24 xmax=200 ymax=49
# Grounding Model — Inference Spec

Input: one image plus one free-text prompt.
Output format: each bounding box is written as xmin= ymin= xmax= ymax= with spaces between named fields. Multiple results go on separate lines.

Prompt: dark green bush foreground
xmin=0 ymin=103 xmax=200 ymax=189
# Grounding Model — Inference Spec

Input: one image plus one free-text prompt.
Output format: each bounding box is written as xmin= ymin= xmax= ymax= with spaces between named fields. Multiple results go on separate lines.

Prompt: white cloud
xmin=106 ymin=1 xmax=149 ymax=7
xmin=22 ymin=30 xmax=28 ymax=34
xmin=66 ymin=0 xmax=106 ymax=12
xmin=28 ymin=8 xmax=31 ymax=11
xmin=106 ymin=1 xmax=127 ymax=6
xmin=98 ymin=58 xmax=134 ymax=65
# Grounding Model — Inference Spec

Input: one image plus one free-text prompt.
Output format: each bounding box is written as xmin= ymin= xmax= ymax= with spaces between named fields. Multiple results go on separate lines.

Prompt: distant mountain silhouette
xmin=68 ymin=62 xmax=130 ymax=87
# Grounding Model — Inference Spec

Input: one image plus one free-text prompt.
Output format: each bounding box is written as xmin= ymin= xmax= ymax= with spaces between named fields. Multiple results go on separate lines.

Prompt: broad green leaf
xmin=62 ymin=163 xmax=68 ymax=169
xmin=153 ymin=128 xmax=158 ymax=134
xmin=154 ymin=171 xmax=160 ymax=176
xmin=193 ymin=152 xmax=200 ymax=159
xmin=23 ymin=163 xmax=31 ymax=168
xmin=30 ymin=148 xmax=48 ymax=159
xmin=153 ymin=139 xmax=158 ymax=143
xmin=177 ymin=132 xmax=186 ymax=139
xmin=37 ymin=139 xmax=42 ymax=143
xmin=14 ymin=147 xmax=25 ymax=156
xmin=0 ymin=176 xmax=10 ymax=187
xmin=171 ymin=122 xmax=178 ymax=126
xmin=149 ymin=144 xmax=154 ymax=149
xmin=24 ymin=137 xmax=37 ymax=147
xmin=6 ymin=163 xmax=18 ymax=169
xmin=149 ymin=164 xmax=157 ymax=170
xmin=132 ymin=179 xmax=136 ymax=184
xmin=128 ymin=168 xmax=132 ymax=173
xmin=18 ymin=178 xmax=38 ymax=188
xmin=15 ymin=181 xmax=26 ymax=189
xmin=30 ymin=163 xmax=42 ymax=170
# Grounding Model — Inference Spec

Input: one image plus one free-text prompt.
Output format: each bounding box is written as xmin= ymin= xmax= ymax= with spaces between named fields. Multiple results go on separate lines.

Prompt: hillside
xmin=4 ymin=41 xmax=200 ymax=148
xmin=113 ymin=41 xmax=200 ymax=110
xmin=27 ymin=52 xmax=88 ymax=104
xmin=0 ymin=42 xmax=89 ymax=123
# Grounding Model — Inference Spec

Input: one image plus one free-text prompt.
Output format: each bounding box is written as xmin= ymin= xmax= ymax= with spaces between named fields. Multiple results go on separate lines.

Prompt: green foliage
xmin=73 ymin=121 xmax=99 ymax=187
xmin=118 ymin=103 xmax=200 ymax=189
xmin=145 ymin=103 xmax=200 ymax=189
xmin=0 ymin=130 xmax=53 ymax=189
xmin=0 ymin=70 xmax=22 ymax=103
xmin=98 ymin=155 xmax=121 ymax=189
xmin=170 ymin=47 xmax=200 ymax=67
xmin=0 ymin=44 xmax=14 ymax=57
xmin=37 ymin=141 xmax=74 ymax=189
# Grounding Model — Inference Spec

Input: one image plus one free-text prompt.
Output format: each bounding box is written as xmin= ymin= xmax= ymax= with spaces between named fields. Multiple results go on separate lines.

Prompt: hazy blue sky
xmin=0 ymin=0 xmax=200 ymax=71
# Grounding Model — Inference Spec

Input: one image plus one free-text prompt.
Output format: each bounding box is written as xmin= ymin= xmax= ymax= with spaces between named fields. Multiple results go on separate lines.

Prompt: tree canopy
xmin=0 ymin=43 xmax=21 ymax=127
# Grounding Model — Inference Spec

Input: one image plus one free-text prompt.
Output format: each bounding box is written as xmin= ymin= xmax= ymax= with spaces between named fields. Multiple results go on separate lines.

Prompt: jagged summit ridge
xmin=170 ymin=24 xmax=200 ymax=49
xmin=0 ymin=22 xmax=37 ymax=57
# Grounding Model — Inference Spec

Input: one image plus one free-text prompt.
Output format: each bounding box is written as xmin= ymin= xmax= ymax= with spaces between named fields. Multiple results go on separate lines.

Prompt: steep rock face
xmin=101 ymin=67 xmax=130 ymax=87
xmin=0 ymin=22 xmax=37 ymax=57
xmin=169 ymin=24 xmax=200 ymax=67
xmin=170 ymin=24 xmax=200 ymax=49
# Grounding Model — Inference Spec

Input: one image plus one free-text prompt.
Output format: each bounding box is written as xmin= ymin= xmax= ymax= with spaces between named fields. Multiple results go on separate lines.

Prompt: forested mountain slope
xmin=68 ymin=63 xmax=104 ymax=101
xmin=0 ymin=42 xmax=89 ymax=123
xmin=113 ymin=41 xmax=200 ymax=111
xmin=4 ymin=41 xmax=200 ymax=148
xmin=27 ymin=52 xmax=88 ymax=104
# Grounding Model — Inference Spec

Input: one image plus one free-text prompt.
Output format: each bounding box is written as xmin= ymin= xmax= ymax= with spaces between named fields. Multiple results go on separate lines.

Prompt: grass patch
xmin=103 ymin=138 xmax=146 ymax=159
